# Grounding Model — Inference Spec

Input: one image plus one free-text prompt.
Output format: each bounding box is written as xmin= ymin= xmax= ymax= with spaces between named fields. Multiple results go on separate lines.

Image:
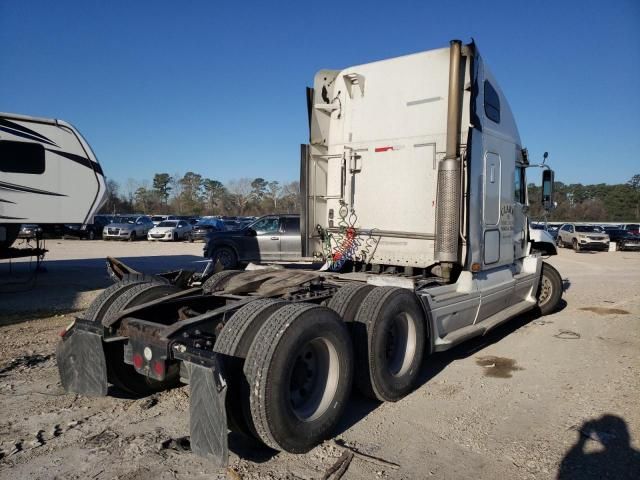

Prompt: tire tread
xmin=244 ymin=303 xmax=318 ymax=450
xmin=202 ymin=270 xmax=241 ymax=293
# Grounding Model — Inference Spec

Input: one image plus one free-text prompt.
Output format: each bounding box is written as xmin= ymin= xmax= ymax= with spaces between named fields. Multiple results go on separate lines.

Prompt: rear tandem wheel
xmin=101 ymin=283 xmax=182 ymax=396
xmin=352 ymin=287 xmax=427 ymax=402
xmin=243 ymin=303 xmax=354 ymax=453
xmin=81 ymin=279 xmax=181 ymax=396
xmin=213 ymin=299 xmax=286 ymax=438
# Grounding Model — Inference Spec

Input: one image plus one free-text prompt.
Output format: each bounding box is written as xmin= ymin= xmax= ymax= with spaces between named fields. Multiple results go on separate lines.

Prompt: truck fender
xmin=529 ymin=229 xmax=558 ymax=256
xmin=415 ymin=293 xmax=435 ymax=355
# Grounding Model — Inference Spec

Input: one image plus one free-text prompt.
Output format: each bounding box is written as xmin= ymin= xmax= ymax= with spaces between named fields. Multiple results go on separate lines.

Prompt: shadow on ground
xmin=0 ymin=254 xmax=206 ymax=322
xmin=557 ymin=414 xmax=640 ymax=480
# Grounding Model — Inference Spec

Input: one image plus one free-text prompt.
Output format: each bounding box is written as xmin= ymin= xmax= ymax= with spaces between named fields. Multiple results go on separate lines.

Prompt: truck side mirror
xmin=542 ymin=169 xmax=554 ymax=210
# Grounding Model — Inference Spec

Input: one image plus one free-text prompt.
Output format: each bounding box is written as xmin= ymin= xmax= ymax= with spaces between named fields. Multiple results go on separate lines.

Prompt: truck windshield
xmin=575 ymin=226 xmax=597 ymax=233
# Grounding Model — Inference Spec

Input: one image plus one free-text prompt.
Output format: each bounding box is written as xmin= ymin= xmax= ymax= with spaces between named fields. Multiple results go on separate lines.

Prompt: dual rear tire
xmin=327 ymin=284 xmax=427 ymax=401
xmin=216 ymin=301 xmax=353 ymax=453
xmin=351 ymin=287 xmax=427 ymax=402
xmin=215 ymin=285 xmax=427 ymax=453
xmin=82 ymin=279 xmax=181 ymax=396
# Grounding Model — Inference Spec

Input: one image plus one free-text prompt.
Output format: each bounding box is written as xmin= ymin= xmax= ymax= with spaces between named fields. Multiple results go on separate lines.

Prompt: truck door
xmin=482 ymin=151 xmax=501 ymax=265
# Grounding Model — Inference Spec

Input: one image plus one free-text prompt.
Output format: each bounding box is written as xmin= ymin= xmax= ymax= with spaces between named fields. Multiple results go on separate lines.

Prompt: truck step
xmin=434 ymin=301 xmax=534 ymax=352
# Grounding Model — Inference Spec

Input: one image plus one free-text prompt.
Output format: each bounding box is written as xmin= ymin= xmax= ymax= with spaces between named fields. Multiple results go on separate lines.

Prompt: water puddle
xmin=475 ymin=356 xmax=523 ymax=378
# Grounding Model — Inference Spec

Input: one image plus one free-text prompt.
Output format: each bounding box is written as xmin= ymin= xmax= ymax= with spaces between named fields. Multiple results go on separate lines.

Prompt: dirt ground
xmin=1 ymin=241 xmax=639 ymax=479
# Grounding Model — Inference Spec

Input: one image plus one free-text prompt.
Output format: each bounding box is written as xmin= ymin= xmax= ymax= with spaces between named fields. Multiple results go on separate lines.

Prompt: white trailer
xmin=0 ymin=112 xmax=107 ymax=252
xmin=57 ymin=40 xmax=561 ymax=466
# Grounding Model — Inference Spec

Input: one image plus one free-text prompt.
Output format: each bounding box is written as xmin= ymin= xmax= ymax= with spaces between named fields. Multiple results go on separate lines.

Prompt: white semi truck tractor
xmin=57 ymin=40 xmax=561 ymax=466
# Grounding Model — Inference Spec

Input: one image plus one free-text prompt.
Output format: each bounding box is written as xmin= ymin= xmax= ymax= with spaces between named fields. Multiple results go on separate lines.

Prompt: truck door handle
xmin=271 ymin=236 xmax=280 ymax=240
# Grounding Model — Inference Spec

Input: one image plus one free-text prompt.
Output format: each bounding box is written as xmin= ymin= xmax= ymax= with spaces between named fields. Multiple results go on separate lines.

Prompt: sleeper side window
xmin=484 ymin=81 xmax=501 ymax=124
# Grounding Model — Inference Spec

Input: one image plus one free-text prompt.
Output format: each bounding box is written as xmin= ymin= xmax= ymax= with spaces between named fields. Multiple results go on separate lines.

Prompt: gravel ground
xmin=0 ymin=241 xmax=638 ymax=479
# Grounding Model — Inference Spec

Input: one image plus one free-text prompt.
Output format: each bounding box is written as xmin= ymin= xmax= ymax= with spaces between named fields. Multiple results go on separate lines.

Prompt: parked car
xmin=605 ymin=229 xmax=640 ymax=251
xmin=556 ymin=223 xmax=609 ymax=252
xmin=150 ymin=215 xmax=179 ymax=226
xmin=103 ymin=215 xmax=154 ymax=241
xmin=17 ymin=224 xmax=42 ymax=239
xmin=147 ymin=220 xmax=192 ymax=241
xmin=190 ymin=218 xmax=226 ymax=242
xmin=63 ymin=215 xmax=114 ymax=240
xmin=620 ymin=224 xmax=640 ymax=235
xmin=204 ymin=214 xmax=300 ymax=268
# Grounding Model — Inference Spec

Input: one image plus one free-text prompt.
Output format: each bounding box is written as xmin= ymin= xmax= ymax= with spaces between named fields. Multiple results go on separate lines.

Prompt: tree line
xmin=101 ymin=171 xmax=640 ymax=222
xmin=528 ymin=174 xmax=640 ymax=222
xmin=100 ymin=172 xmax=301 ymax=217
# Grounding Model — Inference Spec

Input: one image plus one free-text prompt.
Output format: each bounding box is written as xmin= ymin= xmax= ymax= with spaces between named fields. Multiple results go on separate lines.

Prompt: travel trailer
xmin=0 ymin=112 xmax=107 ymax=252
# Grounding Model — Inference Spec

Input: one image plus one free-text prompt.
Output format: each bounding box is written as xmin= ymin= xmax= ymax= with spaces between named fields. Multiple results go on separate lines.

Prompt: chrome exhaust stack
xmin=435 ymin=39 xmax=464 ymax=281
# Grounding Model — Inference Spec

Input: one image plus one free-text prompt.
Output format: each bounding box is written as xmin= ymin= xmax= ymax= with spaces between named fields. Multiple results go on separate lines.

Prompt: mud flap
xmin=187 ymin=360 xmax=229 ymax=467
xmin=56 ymin=325 xmax=108 ymax=396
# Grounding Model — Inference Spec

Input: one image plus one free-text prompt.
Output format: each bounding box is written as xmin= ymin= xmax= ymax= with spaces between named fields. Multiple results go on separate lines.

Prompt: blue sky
xmin=2 ymin=0 xmax=638 ymax=189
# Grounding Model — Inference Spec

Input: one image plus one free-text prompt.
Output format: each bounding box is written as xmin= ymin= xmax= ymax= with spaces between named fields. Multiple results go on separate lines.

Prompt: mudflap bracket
xmin=56 ymin=320 xmax=108 ymax=396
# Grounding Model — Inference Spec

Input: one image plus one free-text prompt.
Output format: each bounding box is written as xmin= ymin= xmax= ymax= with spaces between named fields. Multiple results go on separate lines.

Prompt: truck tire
xmin=129 ymin=232 xmax=136 ymax=242
xmin=573 ymin=239 xmax=581 ymax=252
xmin=101 ymin=283 xmax=182 ymax=396
xmin=201 ymin=270 xmax=241 ymax=293
xmin=214 ymin=299 xmax=286 ymax=438
xmin=353 ymin=287 xmax=426 ymax=402
xmin=101 ymin=283 xmax=180 ymax=326
xmin=244 ymin=303 xmax=353 ymax=452
xmin=536 ymin=262 xmax=562 ymax=316
xmin=327 ymin=283 xmax=374 ymax=323
xmin=210 ymin=246 xmax=238 ymax=269
xmin=83 ymin=278 xmax=160 ymax=324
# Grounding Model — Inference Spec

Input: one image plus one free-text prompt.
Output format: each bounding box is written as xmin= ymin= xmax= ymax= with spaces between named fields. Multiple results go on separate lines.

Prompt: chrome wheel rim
xmin=538 ymin=275 xmax=552 ymax=306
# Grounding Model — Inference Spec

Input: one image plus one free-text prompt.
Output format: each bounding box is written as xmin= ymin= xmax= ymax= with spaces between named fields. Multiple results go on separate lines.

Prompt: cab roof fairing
xmin=471 ymin=48 xmax=522 ymax=148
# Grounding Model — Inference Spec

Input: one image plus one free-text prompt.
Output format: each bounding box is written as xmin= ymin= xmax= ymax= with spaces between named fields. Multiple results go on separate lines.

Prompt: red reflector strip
xmin=375 ymin=146 xmax=393 ymax=153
